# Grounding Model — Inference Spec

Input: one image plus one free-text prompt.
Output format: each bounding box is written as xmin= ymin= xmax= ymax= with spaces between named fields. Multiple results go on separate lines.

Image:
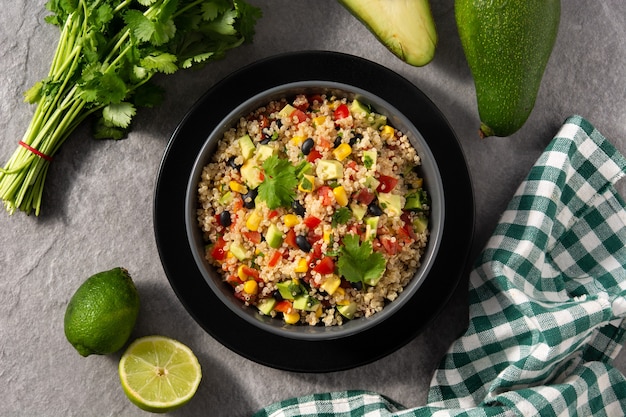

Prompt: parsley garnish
xmin=258 ymin=155 xmax=298 ymax=209
xmin=338 ymin=234 xmax=387 ymax=286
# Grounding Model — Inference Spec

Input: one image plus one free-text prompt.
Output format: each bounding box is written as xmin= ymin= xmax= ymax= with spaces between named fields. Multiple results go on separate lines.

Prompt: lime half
xmin=119 ymin=335 xmax=202 ymax=413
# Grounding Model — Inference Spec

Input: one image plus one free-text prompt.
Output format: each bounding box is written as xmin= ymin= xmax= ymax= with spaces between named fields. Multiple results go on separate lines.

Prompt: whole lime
xmin=64 ymin=267 xmax=140 ymax=357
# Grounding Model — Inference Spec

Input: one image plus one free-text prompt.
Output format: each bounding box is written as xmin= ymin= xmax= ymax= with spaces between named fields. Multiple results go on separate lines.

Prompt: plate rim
xmin=153 ymin=50 xmax=475 ymax=372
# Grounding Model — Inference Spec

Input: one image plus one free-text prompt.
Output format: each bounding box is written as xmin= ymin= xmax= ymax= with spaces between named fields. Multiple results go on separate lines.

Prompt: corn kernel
xmin=337 ymin=299 xmax=351 ymax=306
xmin=237 ymin=264 xmax=247 ymax=280
xmin=334 ymin=287 xmax=346 ymax=298
xmin=290 ymin=135 xmax=305 ymax=146
xmin=332 ymin=143 xmax=352 ymax=161
xmin=332 ymin=186 xmax=348 ymax=207
xmin=320 ymin=275 xmax=341 ymax=295
xmin=283 ymin=311 xmax=300 ymax=324
xmin=283 ymin=214 xmax=300 ymax=228
xmin=315 ymin=305 xmax=323 ymax=318
xmin=229 ymin=180 xmax=248 ymax=194
xmin=294 ymin=258 xmax=308 ymax=273
xmin=243 ymin=279 xmax=258 ymax=295
xmin=246 ymin=209 xmax=263 ymax=231
xmin=298 ymin=174 xmax=316 ymax=193
xmin=381 ymin=125 xmax=395 ymax=139
xmin=323 ymin=230 xmax=332 ymax=244
xmin=416 ymin=177 xmax=423 ymax=188
xmin=313 ymin=116 xmax=327 ymax=126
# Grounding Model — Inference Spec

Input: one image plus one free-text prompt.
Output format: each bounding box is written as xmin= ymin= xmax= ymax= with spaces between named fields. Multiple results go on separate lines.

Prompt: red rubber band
xmin=19 ymin=141 xmax=53 ymax=162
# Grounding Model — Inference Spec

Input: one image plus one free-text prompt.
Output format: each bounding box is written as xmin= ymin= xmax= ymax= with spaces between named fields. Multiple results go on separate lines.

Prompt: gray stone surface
xmin=1 ymin=1 xmax=625 ymax=416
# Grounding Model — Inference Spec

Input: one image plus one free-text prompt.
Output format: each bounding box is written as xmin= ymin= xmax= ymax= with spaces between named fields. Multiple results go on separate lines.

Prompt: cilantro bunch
xmin=0 ymin=0 xmax=261 ymax=215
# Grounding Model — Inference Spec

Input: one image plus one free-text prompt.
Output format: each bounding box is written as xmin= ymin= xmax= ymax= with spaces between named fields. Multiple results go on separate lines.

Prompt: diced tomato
xmin=258 ymin=114 xmax=270 ymax=129
xmin=290 ymin=109 xmax=308 ymax=124
xmin=354 ymin=188 xmax=376 ymax=206
xmin=302 ymin=216 xmax=322 ymax=229
xmin=317 ymin=185 xmax=333 ymax=206
xmin=307 ymin=149 xmax=322 ymax=163
xmin=274 ymin=300 xmax=293 ymax=313
xmin=308 ymin=94 xmax=324 ymax=106
xmin=226 ymin=274 xmax=243 ymax=287
xmin=240 ymin=265 xmax=261 ymax=281
xmin=268 ymin=209 xmax=279 ymax=219
xmin=268 ymin=250 xmax=283 ymax=267
xmin=210 ymin=236 xmax=227 ymax=261
xmin=313 ymin=256 xmax=335 ymax=274
xmin=333 ymin=103 xmax=350 ymax=120
xmin=233 ymin=196 xmax=244 ymax=211
xmin=376 ymin=174 xmax=398 ymax=193
xmin=380 ymin=236 xmax=399 ymax=255
xmin=318 ymin=138 xmax=332 ymax=150
xmin=242 ymin=231 xmax=262 ymax=244
xmin=285 ymin=229 xmax=298 ymax=248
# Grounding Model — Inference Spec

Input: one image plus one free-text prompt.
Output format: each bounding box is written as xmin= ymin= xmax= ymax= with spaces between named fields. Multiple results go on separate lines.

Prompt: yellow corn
xmin=290 ymin=135 xmax=305 ymax=146
xmin=323 ymin=230 xmax=332 ymax=244
xmin=334 ymin=287 xmax=346 ymax=298
xmin=229 ymin=180 xmax=248 ymax=194
xmin=283 ymin=311 xmax=300 ymax=324
xmin=332 ymin=143 xmax=352 ymax=161
xmin=332 ymin=186 xmax=348 ymax=207
xmin=381 ymin=125 xmax=395 ymax=139
xmin=320 ymin=275 xmax=341 ymax=295
xmin=337 ymin=298 xmax=351 ymax=306
xmin=246 ymin=209 xmax=263 ymax=231
xmin=298 ymin=174 xmax=316 ymax=193
xmin=283 ymin=214 xmax=300 ymax=228
xmin=313 ymin=116 xmax=327 ymax=126
xmin=294 ymin=258 xmax=308 ymax=273
xmin=243 ymin=280 xmax=258 ymax=295
xmin=315 ymin=305 xmax=323 ymax=318
xmin=237 ymin=264 xmax=247 ymax=280
xmin=415 ymin=177 xmax=423 ymax=188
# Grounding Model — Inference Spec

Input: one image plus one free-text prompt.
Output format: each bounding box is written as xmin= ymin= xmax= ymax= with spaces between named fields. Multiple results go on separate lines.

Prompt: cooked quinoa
xmin=196 ymin=93 xmax=430 ymax=326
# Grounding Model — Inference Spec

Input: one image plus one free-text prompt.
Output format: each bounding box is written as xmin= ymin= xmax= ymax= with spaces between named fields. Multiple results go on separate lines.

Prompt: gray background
xmin=1 ymin=1 xmax=625 ymax=416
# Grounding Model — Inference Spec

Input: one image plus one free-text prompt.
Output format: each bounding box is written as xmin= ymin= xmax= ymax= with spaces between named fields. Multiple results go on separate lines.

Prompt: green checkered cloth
xmin=252 ymin=115 xmax=626 ymax=417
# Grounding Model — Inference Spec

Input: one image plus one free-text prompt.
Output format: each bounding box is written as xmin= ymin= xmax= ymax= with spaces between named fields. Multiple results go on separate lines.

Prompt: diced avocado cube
xmin=377 ymin=192 xmax=405 ymax=217
xmin=370 ymin=113 xmax=387 ymax=129
xmin=293 ymin=294 xmax=320 ymax=312
xmin=364 ymin=175 xmax=380 ymax=190
xmin=278 ymin=104 xmax=296 ymax=118
xmin=337 ymin=302 xmax=358 ymax=320
xmin=256 ymin=144 xmax=276 ymax=162
xmin=316 ymin=160 xmax=343 ymax=180
xmin=405 ymin=189 xmax=428 ymax=211
xmin=229 ymin=242 xmax=248 ymax=261
xmin=240 ymin=159 xmax=263 ymax=189
xmin=362 ymin=149 xmax=377 ymax=170
xmin=257 ymin=298 xmax=277 ymax=315
xmin=276 ymin=280 xmax=303 ymax=300
xmin=219 ymin=191 xmax=233 ymax=205
xmin=265 ymin=223 xmax=283 ymax=249
xmin=350 ymin=202 xmax=368 ymax=221
xmin=238 ymin=134 xmax=255 ymax=161
xmin=413 ymin=215 xmax=429 ymax=234
xmin=349 ymin=99 xmax=371 ymax=116
xmin=365 ymin=216 xmax=379 ymax=240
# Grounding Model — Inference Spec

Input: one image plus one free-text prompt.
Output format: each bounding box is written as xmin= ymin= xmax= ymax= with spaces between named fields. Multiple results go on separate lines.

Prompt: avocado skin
xmin=456 ymin=0 xmax=560 ymax=137
xmin=339 ymin=0 xmax=437 ymax=67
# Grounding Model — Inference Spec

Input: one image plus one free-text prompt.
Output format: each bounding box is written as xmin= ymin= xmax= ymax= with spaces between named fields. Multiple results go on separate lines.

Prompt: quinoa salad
xmin=196 ymin=93 xmax=430 ymax=326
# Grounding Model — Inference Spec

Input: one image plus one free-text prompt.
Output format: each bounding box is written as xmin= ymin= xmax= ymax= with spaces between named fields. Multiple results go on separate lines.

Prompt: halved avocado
xmin=339 ymin=0 xmax=437 ymax=67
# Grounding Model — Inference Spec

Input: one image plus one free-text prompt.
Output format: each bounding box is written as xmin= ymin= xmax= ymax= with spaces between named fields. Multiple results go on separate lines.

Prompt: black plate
xmin=154 ymin=51 xmax=475 ymax=373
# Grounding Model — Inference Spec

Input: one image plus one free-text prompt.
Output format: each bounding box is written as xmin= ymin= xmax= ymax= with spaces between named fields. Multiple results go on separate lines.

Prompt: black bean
xmin=367 ymin=201 xmax=384 ymax=216
xmin=219 ymin=211 xmax=231 ymax=227
xmin=301 ymin=138 xmax=315 ymax=155
xmin=242 ymin=188 xmax=258 ymax=209
xmin=273 ymin=290 xmax=284 ymax=302
xmin=291 ymin=200 xmax=305 ymax=216
xmin=351 ymin=281 xmax=363 ymax=291
xmin=227 ymin=156 xmax=241 ymax=170
xmin=296 ymin=235 xmax=312 ymax=252
xmin=334 ymin=136 xmax=342 ymax=148
xmin=260 ymin=136 xmax=271 ymax=144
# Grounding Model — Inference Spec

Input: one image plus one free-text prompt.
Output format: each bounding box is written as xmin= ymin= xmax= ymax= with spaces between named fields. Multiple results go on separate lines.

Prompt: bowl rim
xmin=184 ymin=80 xmax=445 ymax=341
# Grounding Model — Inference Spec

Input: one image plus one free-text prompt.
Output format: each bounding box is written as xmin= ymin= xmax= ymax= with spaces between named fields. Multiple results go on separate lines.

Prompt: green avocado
xmin=338 ymin=0 xmax=437 ymax=67
xmin=455 ymin=0 xmax=560 ymax=137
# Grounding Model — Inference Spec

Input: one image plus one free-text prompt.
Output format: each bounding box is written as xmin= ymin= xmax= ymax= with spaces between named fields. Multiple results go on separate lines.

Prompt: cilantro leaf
xmin=331 ymin=207 xmax=351 ymax=227
xmin=102 ymin=102 xmax=136 ymax=128
xmin=338 ymin=234 xmax=387 ymax=286
xmin=258 ymin=155 xmax=297 ymax=209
